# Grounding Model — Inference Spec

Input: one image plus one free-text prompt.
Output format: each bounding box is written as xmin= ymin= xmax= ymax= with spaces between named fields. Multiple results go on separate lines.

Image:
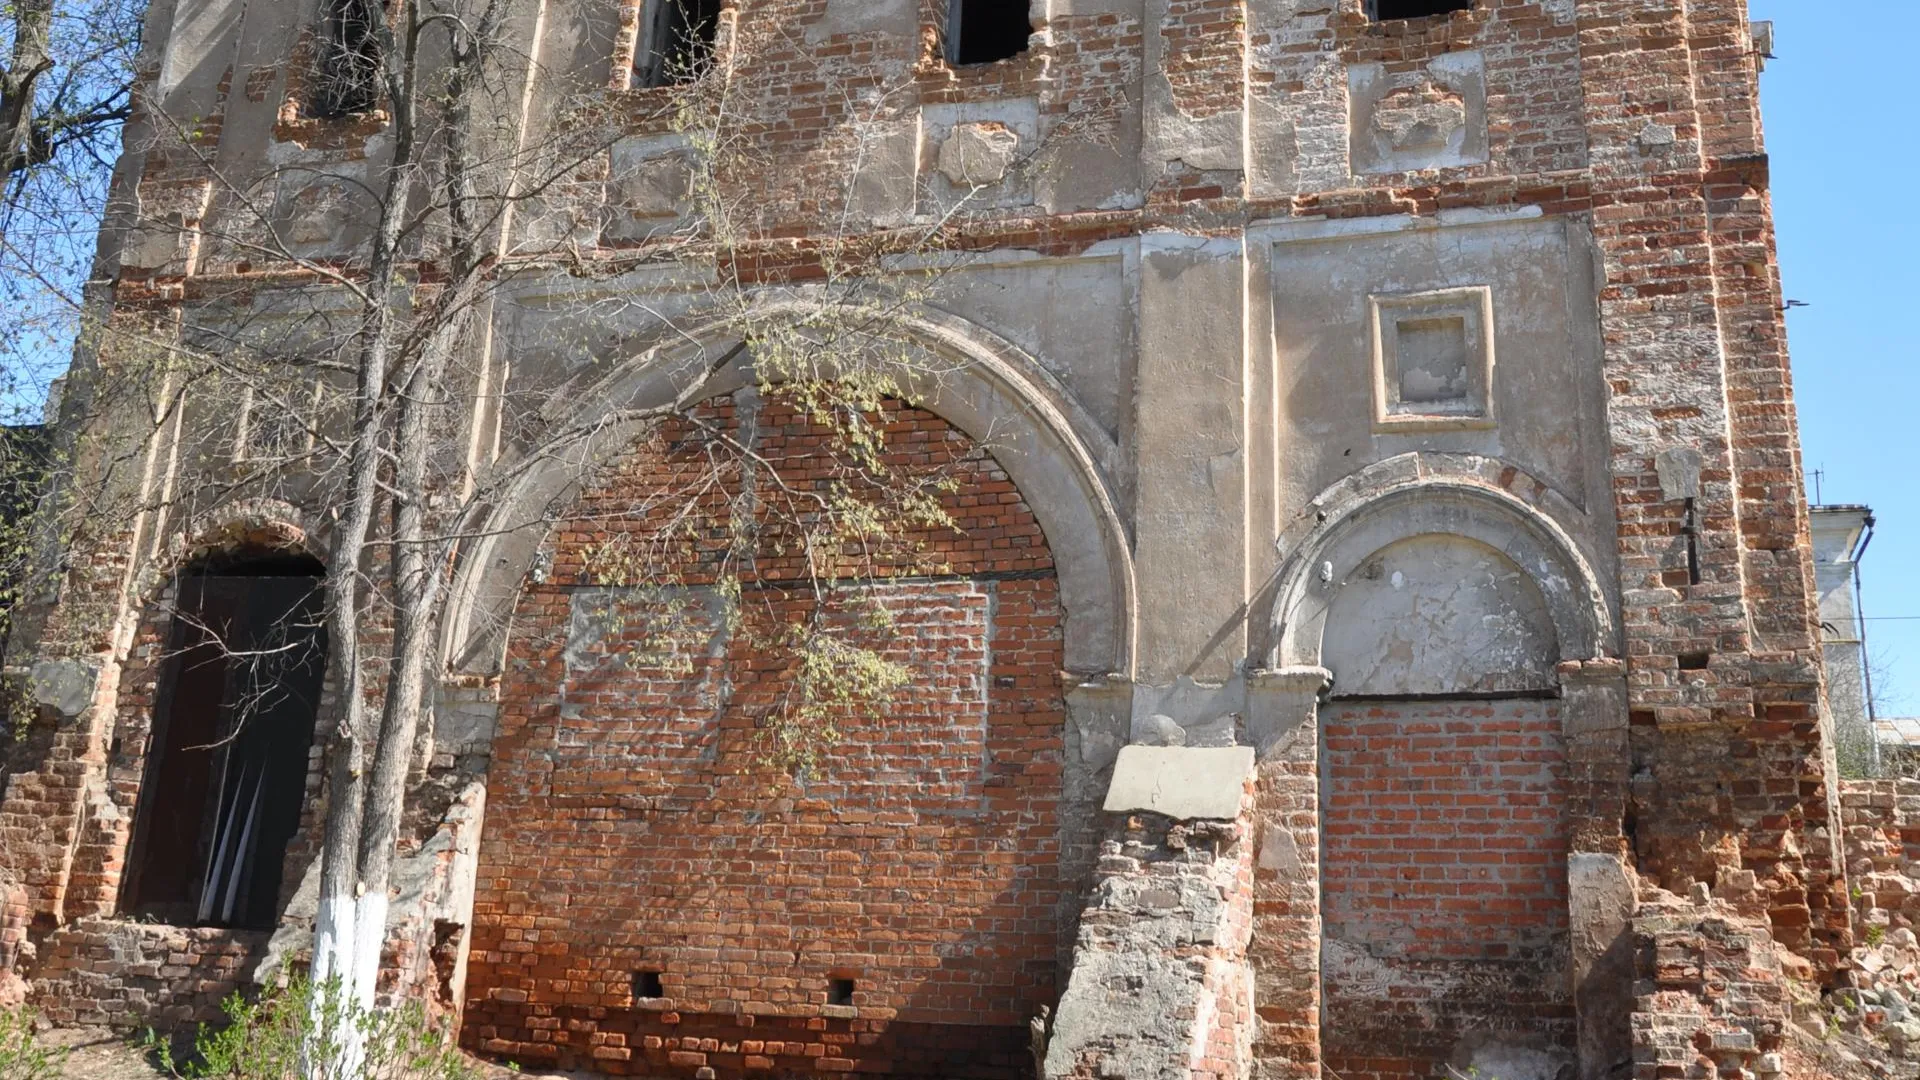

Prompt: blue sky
xmin=1749 ymin=0 xmax=1918 ymax=714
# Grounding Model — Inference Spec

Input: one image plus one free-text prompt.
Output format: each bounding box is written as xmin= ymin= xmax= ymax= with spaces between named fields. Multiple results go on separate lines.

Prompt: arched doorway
xmin=119 ymin=551 xmax=328 ymax=931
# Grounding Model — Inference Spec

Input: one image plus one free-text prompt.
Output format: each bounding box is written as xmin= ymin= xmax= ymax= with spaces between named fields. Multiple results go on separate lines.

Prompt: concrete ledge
xmin=1102 ymin=745 xmax=1255 ymax=820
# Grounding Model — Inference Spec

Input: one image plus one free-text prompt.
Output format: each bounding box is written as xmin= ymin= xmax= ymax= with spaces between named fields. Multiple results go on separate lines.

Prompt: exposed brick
xmin=1321 ymin=700 xmax=1574 ymax=1078
xmin=461 ymin=398 xmax=1069 ymax=1077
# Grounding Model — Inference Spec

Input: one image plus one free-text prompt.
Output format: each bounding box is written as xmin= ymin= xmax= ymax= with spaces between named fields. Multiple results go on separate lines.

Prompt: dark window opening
xmin=312 ymin=0 xmax=382 ymax=117
xmin=828 ymin=978 xmax=856 ymax=1006
xmin=633 ymin=0 xmax=721 ymax=89
xmin=1678 ymin=651 xmax=1712 ymax=671
xmin=633 ymin=970 xmax=665 ymax=999
xmin=1369 ymin=0 xmax=1473 ymax=20
xmin=946 ymin=0 xmax=1032 ymax=67
xmin=121 ymin=556 xmax=328 ymax=932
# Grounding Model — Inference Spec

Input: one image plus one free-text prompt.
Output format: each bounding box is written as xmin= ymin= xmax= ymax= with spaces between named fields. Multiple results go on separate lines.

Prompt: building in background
xmin=1811 ymin=503 xmax=1920 ymax=769
xmin=1811 ymin=504 xmax=1876 ymax=768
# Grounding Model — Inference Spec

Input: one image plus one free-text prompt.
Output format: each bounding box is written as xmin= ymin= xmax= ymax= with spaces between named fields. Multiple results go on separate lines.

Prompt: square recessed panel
xmin=1370 ymin=286 xmax=1496 ymax=431
xmin=1394 ymin=316 xmax=1470 ymax=404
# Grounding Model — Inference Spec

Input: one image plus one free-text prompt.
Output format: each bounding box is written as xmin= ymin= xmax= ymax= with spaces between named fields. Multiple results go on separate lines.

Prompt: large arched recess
xmin=447 ymin=303 xmax=1135 ymax=1077
xmin=441 ymin=303 xmax=1137 ymax=683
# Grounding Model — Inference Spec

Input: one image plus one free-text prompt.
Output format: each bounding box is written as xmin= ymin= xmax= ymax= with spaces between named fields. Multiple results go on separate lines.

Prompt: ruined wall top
xmin=110 ymin=0 xmax=1771 ymax=282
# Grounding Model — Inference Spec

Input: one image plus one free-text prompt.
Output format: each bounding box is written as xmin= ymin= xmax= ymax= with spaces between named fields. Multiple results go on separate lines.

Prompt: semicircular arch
xmin=1267 ymin=467 xmax=1612 ymax=674
xmin=442 ymin=303 xmax=1137 ymax=680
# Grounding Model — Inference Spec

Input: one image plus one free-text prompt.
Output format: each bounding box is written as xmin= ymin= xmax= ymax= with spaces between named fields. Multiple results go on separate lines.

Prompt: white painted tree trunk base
xmin=304 ymin=889 xmax=379 ymax=1079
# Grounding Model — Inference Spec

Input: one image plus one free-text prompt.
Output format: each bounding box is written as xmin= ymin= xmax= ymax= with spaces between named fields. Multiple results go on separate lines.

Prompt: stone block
xmin=30 ymin=659 xmax=97 ymax=719
xmin=1102 ymin=746 xmax=1254 ymax=820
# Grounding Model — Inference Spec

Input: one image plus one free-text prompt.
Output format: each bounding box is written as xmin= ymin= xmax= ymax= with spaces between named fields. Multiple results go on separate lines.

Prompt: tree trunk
xmin=305 ymin=7 xmax=423 ymax=1071
xmin=0 ymin=0 xmax=54 ymax=189
xmin=306 ymin=294 xmax=390 ymax=1075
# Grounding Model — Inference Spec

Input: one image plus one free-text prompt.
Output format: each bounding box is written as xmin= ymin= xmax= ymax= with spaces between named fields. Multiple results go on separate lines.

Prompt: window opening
xmin=1369 ymin=0 xmax=1473 ymax=20
xmin=633 ymin=0 xmax=722 ymax=89
xmin=946 ymin=0 xmax=1032 ymax=67
xmin=312 ymin=0 xmax=382 ymax=117
xmin=121 ymin=554 xmax=328 ymax=931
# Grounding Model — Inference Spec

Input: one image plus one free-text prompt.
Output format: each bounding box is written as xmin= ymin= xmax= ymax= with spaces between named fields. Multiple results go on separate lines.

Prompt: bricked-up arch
xmin=1315 ymin=536 xmax=1574 ymax=1078
xmin=443 ymin=306 xmax=1134 ymax=683
xmin=1250 ymin=461 xmax=1614 ymax=1080
xmin=460 ymin=394 xmax=1071 ymax=1077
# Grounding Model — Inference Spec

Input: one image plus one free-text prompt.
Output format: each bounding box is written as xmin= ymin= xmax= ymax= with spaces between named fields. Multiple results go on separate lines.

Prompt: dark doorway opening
xmin=946 ymin=0 xmax=1032 ymax=66
xmin=121 ymin=554 xmax=328 ymax=931
xmin=1370 ymin=0 xmax=1473 ymax=20
xmin=633 ymin=0 xmax=722 ymax=88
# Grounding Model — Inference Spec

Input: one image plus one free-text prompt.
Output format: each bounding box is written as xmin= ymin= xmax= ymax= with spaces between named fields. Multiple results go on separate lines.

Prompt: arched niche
xmin=1249 ymin=461 xmax=1624 ymax=1080
xmin=441 ymin=303 xmax=1137 ymax=681
xmin=1321 ymin=533 xmax=1561 ymax=697
xmin=1269 ymin=471 xmax=1612 ymax=674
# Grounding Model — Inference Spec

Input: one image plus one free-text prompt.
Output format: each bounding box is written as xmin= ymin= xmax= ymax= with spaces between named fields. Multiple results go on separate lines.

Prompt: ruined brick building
xmin=0 ymin=1 xmax=1891 ymax=1079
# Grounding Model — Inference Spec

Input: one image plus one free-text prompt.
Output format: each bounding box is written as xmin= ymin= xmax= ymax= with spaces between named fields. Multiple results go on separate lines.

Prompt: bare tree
xmin=0 ymin=2 xmax=139 ymax=725
xmin=0 ymin=0 xmax=135 ymax=190
xmin=0 ymin=0 xmax=139 ymax=426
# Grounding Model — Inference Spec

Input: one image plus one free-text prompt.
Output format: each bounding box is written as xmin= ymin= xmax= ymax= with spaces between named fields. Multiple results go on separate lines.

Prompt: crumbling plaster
xmin=1267 ymin=472 xmax=1615 ymax=674
xmin=1254 ymin=210 xmax=1612 ymax=522
xmin=1320 ymin=533 xmax=1561 ymax=696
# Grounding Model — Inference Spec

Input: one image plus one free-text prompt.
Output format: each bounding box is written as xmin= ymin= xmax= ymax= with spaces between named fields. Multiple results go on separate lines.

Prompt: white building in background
xmin=1810 ymin=505 xmax=1882 ymax=763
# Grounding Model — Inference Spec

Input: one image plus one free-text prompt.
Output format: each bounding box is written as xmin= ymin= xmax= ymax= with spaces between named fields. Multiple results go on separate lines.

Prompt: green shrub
xmin=0 ymin=1006 xmax=64 ymax=1080
xmin=149 ymin=979 xmax=474 ymax=1080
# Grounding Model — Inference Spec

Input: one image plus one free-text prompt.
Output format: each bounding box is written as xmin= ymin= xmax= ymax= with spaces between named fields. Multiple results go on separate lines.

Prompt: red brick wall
xmin=461 ymin=397 xmax=1069 ymax=1077
xmin=32 ymin=923 xmax=265 ymax=1028
xmin=1319 ymin=698 xmax=1573 ymax=1080
xmin=1566 ymin=0 xmax=1841 ymax=961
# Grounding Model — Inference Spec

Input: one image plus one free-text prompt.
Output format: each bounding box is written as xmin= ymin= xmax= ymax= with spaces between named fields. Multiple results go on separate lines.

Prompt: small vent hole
xmin=828 ymin=978 xmax=856 ymax=1006
xmin=634 ymin=969 xmax=665 ymax=999
xmin=1678 ymin=652 xmax=1711 ymax=672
